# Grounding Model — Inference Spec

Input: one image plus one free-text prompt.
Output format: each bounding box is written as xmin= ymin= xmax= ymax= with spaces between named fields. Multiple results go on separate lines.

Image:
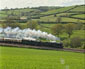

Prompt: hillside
xmin=0 ymin=5 xmax=85 ymax=31
xmin=0 ymin=4 xmax=85 ymax=34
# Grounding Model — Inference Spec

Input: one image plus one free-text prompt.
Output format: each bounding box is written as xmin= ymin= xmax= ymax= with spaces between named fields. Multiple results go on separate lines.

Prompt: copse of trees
xmin=51 ymin=23 xmax=84 ymax=49
xmin=51 ymin=24 xmax=63 ymax=37
xmin=2 ymin=17 xmax=39 ymax=29
xmin=27 ymin=21 xmax=38 ymax=30
xmin=70 ymin=37 xmax=81 ymax=48
xmin=64 ymin=23 xmax=76 ymax=38
xmin=63 ymin=36 xmax=84 ymax=48
xmin=2 ymin=22 xmax=24 ymax=29
xmin=3 ymin=20 xmax=39 ymax=29
xmin=82 ymin=25 xmax=85 ymax=30
xmin=4 ymin=17 xmax=16 ymax=24
xmin=76 ymin=20 xmax=83 ymax=30
xmin=56 ymin=16 xmax=62 ymax=23
xmin=51 ymin=23 xmax=76 ymax=38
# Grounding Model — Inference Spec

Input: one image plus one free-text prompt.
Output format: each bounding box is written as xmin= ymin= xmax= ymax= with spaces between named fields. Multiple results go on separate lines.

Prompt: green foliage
xmin=16 ymin=23 xmax=29 ymax=29
xmin=56 ymin=17 xmax=62 ymax=23
xmin=51 ymin=24 xmax=63 ymax=37
xmin=81 ymin=44 xmax=85 ymax=49
xmin=82 ymin=25 xmax=85 ymax=30
xmin=1 ymin=18 xmax=21 ymax=28
xmin=75 ymin=20 xmax=83 ymax=30
xmin=2 ymin=23 xmax=22 ymax=28
xmin=63 ymin=39 xmax=70 ymax=47
xmin=70 ymin=37 xmax=81 ymax=48
xmin=27 ymin=21 xmax=38 ymax=30
xmin=63 ymin=36 xmax=84 ymax=48
xmin=64 ymin=23 xmax=76 ymax=38
xmin=4 ymin=17 xmax=16 ymax=24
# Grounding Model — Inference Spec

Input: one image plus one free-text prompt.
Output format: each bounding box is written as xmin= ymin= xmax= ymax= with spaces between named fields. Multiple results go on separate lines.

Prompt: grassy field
xmin=38 ymin=14 xmax=85 ymax=23
xmin=0 ymin=5 xmax=85 ymax=23
xmin=40 ymin=15 xmax=58 ymax=22
xmin=41 ymin=6 xmax=75 ymax=15
xmin=56 ymin=12 xmax=75 ymax=16
xmin=0 ymin=46 xmax=85 ymax=69
xmin=0 ymin=8 xmax=37 ymax=14
xmin=70 ymin=5 xmax=85 ymax=12
xmin=61 ymin=17 xmax=85 ymax=23
xmin=72 ymin=14 xmax=85 ymax=18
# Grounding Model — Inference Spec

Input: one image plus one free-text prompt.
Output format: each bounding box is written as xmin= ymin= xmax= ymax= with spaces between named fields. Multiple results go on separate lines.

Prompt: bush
xmin=63 ymin=39 xmax=70 ymax=48
xmin=81 ymin=44 xmax=85 ymax=49
xmin=27 ymin=21 xmax=38 ymax=30
xmin=51 ymin=24 xmax=63 ymax=37
xmin=70 ymin=37 xmax=81 ymax=48
xmin=64 ymin=23 xmax=76 ymax=38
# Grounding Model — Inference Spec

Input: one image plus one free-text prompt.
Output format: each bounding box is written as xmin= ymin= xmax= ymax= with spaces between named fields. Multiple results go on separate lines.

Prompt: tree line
xmin=51 ymin=23 xmax=85 ymax=49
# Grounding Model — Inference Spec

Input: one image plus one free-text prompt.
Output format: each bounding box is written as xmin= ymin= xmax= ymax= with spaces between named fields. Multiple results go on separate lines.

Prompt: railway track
xmin=0 ymin=43 xmax=85 ymax=53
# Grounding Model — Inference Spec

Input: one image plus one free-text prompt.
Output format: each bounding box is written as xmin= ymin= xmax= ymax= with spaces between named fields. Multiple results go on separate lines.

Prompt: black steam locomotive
xmin=0 ymin=38 xmax=63 ymax=48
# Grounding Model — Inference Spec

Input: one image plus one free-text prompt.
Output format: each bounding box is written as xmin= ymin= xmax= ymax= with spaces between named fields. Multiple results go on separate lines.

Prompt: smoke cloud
xmin=0 ymin=27 xmax=60 ymax=41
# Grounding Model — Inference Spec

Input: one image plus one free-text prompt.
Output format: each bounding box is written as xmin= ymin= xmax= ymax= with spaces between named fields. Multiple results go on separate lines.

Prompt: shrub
xmin=63 ymin=39 xmax=70 ymax=48
xmin=51 ymin=24 xmax=63 ymax=37
xmin=81 ymin=44 xmax=85 ymax=49
xmin=70 ymin=37 xmax=81 ymax=48
xmin=64 ymin=23 xmax=76 ymax=38
xmin=27 ymin=21 xmax=38 ymax=30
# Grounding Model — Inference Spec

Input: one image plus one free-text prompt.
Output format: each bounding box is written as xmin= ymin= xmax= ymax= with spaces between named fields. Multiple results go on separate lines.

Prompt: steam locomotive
xmin=0 ymin=38 xmax=63 ymax=48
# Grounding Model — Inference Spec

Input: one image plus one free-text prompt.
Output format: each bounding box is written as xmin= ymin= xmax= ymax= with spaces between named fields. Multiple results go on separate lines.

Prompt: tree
xmin=21 ymin=12 xmax=25 ymax=16
xmin=76 ymin=20 xmax=83 ymax=30
xmin=57 ymin=16 xmax=62 ymax=23
xmin=54 ymin=14 xmax=57 ymax=17
xmin=51 ymin=24 xmax=63 ymax=37
xmin=5 ymin=17 xmax=16 ymax=23
xmin=4 ymin=7 xmax=9 ymax=14
xmin=27 ymin=21 xmax=38 ymax=30
xmin=64 ymin=23 xmax=75 ymax=38
xmin=70 ymin=37 xmax=81 ymax=48
xmin=63 ymin=39 xmax=70 ymax=47
xmin=2 ymin=17 xmax=15 ymax=28
xmin=82 ymin=25 xmax=85 ymax=30
xmin=3 ymin=22 xmax=22 ymax=28
xmin=11 ymin=11 xmax=15 ymax=16
xmin=2 ymin=17 xmax=23 ymax=28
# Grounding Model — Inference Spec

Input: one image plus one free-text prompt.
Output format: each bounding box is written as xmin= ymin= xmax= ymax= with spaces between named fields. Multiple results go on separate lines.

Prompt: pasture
xmin=72 ymin=14 xmax=85 ymax=18
xmin=0 ymin=46 xmax=85 ymax=69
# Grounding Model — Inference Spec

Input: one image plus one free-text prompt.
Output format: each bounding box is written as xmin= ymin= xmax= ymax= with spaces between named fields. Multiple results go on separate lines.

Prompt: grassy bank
xmin=0 ymin=46 xmax=85 ymax=69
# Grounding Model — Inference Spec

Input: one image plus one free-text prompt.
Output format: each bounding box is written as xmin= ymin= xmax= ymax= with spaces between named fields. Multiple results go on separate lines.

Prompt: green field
xmin=38 ymin=14 xmax=85 ymax=23
xmin=0 ymin=46 xmax=85 ymax=69
xmin=41 ymin=6 xmax=75 ymax=15
xmin=0 ymin=5 xmax=85 ymax=23
xmin=70 ymin=5 xmax=85 ymax=12
xmin=72 ymin=14 xmax=85 ymax=18
xmin=61 ymin=17 xmax=85 ymax=23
